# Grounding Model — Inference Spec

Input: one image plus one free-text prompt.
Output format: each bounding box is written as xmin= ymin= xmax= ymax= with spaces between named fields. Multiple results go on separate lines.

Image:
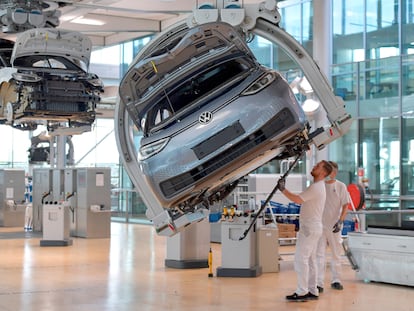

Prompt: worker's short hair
xmin=321 ymin=160 xmax=333 ymax=177
xmin=328 ymin=161 xmax=338 ymax=170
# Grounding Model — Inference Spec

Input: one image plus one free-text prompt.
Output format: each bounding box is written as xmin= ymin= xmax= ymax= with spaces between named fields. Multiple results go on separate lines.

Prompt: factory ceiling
xmin=0 ymin=0 xmax=264 ymax=47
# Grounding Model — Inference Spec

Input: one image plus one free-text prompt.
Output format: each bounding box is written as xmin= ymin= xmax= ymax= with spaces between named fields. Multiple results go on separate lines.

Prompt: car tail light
xmin=242 ymin=72 xmax=276 ymax=95
xmin=139 ymin=137 xmax=170 ymax=160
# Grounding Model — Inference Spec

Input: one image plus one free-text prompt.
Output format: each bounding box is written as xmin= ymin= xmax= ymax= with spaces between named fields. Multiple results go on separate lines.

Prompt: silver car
xmin=120 ymin=22 xmax=307 ymax=210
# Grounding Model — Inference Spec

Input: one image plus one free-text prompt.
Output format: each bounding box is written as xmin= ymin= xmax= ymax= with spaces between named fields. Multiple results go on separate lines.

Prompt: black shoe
xmin=331 ymin=282 xmax=344 ymax=290
xmin=305 ymin=292 xmax=319 ymax=300
xmin=286 ymin=293 xmax=308 ymax=302
xmin=317 ymin=286 xmax=324 ymax=293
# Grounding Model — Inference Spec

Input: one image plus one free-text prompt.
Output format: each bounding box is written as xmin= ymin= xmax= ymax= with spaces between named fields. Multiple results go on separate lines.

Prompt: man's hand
xmin=277 ymin=177 xmax=286 ymax=192
xmin=332 ymin=220 xmax=343 ymax=233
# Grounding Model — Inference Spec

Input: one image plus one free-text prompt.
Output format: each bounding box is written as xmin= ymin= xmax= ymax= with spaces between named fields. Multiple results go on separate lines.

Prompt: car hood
xmin=11 ymin=28 xmax=92 ymax=72
xmin=119 ymin=22 xmax=257 ymax=127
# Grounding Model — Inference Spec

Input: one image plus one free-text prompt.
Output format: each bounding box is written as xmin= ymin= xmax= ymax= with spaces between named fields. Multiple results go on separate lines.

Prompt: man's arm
xmin=339 ymin=203 xmax=348 ymax=222
xmin=280 ymin=188 xmax=304 ymax=204
xmin=277 ymin=177 xmax=304 ymax=204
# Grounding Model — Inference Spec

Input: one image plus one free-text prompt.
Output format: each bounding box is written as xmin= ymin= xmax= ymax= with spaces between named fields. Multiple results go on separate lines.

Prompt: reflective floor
xmin=0 ymin=223 xmax=412 ymax=311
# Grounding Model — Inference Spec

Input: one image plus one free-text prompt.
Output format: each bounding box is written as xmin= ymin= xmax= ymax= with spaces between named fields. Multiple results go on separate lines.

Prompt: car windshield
xmin=13 ymin=55 xmax=87 ymax=72
xmin=142 ymin=58 xmax=251 ymax=135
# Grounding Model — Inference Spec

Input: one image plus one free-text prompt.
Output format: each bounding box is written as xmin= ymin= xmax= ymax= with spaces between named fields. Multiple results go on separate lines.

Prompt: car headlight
xmin=242 ymin=72 xmax=276 ymax=96
xmin=139 ymin=137 xmax=170 ymax=160
xmin=12 ymin=72 xmax=42 ymax=83
xmin=88 ymin=77 xmax=104 ymax=89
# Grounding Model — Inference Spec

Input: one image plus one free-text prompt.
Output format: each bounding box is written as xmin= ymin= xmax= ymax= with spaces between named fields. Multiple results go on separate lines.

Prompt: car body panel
xmin=12 ymin=28 xmax=92 ymax=71
xmin=120 ymin=22 xmax=255 ymax=127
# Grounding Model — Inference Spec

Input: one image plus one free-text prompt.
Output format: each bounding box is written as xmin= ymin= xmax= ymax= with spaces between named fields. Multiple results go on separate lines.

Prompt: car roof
xmin=120 ymin=22 xmax=257 ymax=124
xmin=11 ymin=28 xmax=92 ymax=71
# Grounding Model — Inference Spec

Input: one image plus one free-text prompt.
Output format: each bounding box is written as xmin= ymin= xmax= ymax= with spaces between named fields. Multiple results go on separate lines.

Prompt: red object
xmin=347 ymin=183 xmax=365 ymax=210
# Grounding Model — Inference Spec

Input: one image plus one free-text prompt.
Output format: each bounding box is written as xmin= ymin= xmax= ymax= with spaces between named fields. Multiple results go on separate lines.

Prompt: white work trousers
xmin=24 ymin=204 xmax=33 ymax=229
xmin=294 ymin=225 xmax=322 ymax=295
xmin=316 ymin=228 xmax=343 ymax=286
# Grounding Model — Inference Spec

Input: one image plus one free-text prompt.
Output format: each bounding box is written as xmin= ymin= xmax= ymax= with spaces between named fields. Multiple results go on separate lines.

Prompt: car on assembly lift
xmin=0 ymin=28 xmax=103 ymax=131
xmin=119 ymin=22 xmax=309 ymax=212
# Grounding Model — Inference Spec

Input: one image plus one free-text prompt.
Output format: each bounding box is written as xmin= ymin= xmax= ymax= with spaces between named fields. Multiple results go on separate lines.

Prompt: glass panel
xmin=359 ymin=57 xmax=400 ymax=117
xmin=331 ymin=63 xmax=358 ymax=117
xmin=359 ymin=118 xmax=400 ymax=195
xmin=248 ymin=36 xmax=272 ymax=68
xmin=280 ymin=5 xmax=302 ymax=42
xmin=302 ymin=1 xmax=313 ymax=55
xmin=364 ymin=197 xmax=400 ymax=227
xmin=332 ymin=1 xmax=364 ymax=64
xmin=401 ymin=201 xmax=414 ymax=230
xmin=366 ymin=0 xmax=399 ymax=60
xmin=279 ymin=0 xmax=313 ymax=55
xmin=401 ymin=0 xmax=414 ymax=55
xmin=72 ymin=119 xmax=119 ymax=166
xmin=0 ymin=125 xmax=31 ymax=169
xmin=402 ymin=54 xmax=414 ymax=113
xmin=328 ymin=120 xmax=358 ymax=185
xmin=401 ymin=116 xmax=414 ymax=195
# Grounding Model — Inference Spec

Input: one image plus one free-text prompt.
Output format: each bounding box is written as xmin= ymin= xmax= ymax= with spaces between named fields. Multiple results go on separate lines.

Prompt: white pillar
xmin=312 ymin=0 xmax=332 ymax=163
xmin=56 ymin=135 xmax=66 ymax=169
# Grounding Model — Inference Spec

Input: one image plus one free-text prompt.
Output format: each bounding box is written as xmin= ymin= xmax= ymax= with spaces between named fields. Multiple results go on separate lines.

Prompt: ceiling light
xmin=298 ymin=76 xmax=313 ymax=94
xmin=302 ymin=98 xmax=320 ymax=115
xmin=289 ymin=76 xmax=301 ymax=94
xmin=71 ymin=16 xmax=105 ymax=26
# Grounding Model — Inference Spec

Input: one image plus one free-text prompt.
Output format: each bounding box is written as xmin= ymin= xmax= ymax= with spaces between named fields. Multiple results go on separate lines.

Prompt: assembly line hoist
xmin=115 ymin=0 xmax=353 ymax=237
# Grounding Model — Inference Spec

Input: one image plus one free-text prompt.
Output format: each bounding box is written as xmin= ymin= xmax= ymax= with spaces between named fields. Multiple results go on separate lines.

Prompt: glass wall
xmin=333 ymin=0 xmax=401 ymax=64
xmin=330 ymin=0 xmax=414 ymax=229
xmin=0 ymin=124 xmax=31 ymax=169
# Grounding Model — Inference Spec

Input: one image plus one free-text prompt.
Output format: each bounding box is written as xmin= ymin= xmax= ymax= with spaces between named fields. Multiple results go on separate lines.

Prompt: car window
xmin=143 ymin=58 xmax=251 ymax=134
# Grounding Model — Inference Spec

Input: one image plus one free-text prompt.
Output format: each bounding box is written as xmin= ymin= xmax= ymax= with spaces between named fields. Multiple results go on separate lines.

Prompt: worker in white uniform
xmin=277 ymin=160 xmax=333 ymax=301
xmin=316 ymin=161 xmax=350 ymax=292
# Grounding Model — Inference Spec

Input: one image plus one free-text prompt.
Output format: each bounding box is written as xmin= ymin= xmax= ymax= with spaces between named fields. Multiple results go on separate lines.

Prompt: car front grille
xmin=160 ymin=108 xmax=296 ymax=198
xmin=26 ymin=80 xmax=100 ymax=113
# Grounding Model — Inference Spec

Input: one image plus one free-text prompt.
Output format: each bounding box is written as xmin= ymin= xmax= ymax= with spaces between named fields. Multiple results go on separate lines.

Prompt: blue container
xmin=341 ymin=220 xmax=355 ymax=235
xmin=209 ymin=212 xmax=222 ymax=223
xmin=270 ymin=201 xmax=288 ymax=214
xmin=288 ymin=202 xmax=301 ymax=214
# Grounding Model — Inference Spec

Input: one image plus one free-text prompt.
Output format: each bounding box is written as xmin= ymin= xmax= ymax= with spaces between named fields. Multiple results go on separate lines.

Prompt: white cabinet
xmin=347 ymin=232 xmax=414 ymax=286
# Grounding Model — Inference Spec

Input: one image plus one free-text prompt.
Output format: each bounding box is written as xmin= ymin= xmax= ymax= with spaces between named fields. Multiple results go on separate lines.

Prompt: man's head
xmin=328 ymin=161 xmax=338 ymax=179
xmin=311 ymin=160 xmax=333 ymax=181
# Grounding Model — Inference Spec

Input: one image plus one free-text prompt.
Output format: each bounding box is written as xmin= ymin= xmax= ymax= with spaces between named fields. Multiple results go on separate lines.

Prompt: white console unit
xmin=347 ymin=231 xmax=414 ymax=286
xmin=40 ymin=202 xmax=72 ymax=246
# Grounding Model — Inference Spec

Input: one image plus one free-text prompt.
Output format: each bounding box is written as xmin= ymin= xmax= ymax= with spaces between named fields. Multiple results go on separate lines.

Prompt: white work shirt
xmin=298 ymin=180 xmax=326 ymax=228
xmin=323 ymin=180 xmax=350 ymax=228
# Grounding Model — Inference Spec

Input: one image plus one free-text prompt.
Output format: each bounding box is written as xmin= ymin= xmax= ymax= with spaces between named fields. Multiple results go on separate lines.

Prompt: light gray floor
xmin=0 ymin=223 xmax=412 ymax=311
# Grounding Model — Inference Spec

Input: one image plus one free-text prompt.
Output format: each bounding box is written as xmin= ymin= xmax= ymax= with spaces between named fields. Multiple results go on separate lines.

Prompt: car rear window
xmin=13 ymin=55 xmax=86 ymax=71
xmin=143 ymin=58 xmax=250 ymax=134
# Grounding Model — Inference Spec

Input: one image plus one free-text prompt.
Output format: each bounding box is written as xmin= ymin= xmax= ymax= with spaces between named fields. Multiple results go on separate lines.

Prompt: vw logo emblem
xmin=199 ymin=111 xmax=213 ymax=124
